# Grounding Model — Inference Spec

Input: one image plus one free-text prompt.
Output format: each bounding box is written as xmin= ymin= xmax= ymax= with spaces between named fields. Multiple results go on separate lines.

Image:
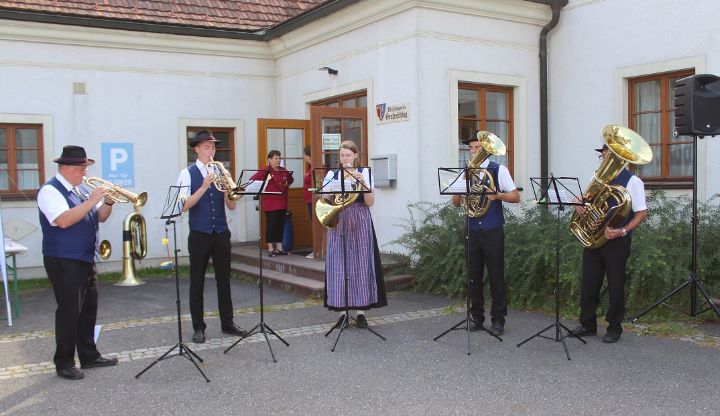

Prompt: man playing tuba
xmin=451 ymin=131 xmax=520 ymax=336
xmin=570 ymin=142 xmax=648 ymax=344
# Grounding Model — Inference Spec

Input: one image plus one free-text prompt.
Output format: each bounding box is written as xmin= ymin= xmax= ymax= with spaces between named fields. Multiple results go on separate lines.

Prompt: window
xmin=458 ymin=83 xmax=514 ymax=174
xmin=312 ymin=91 xmax=367 ymax=169
xmin=629 ymin=69 xmax=695 ymax=186
xmin=0 ymin=124 xmax=44 ymax=199
xmin=313 ymin=92 xmax=367 ymax=108
xmin=186 ymin=127 xmax=235 ymax=178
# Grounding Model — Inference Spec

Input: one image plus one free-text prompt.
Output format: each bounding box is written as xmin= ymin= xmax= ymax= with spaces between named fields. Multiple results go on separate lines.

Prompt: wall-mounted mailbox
xmin=370 ymin=154 xmax=397 ymax=188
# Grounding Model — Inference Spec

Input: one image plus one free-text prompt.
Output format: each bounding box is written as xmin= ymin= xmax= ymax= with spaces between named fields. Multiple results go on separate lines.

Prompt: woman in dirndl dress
xmin=323 ymin=140 xmax=387 ymax=328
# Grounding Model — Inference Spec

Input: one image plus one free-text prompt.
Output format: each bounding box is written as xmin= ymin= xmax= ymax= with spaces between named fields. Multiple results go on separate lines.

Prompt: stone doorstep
xmin=231 ymin=261 xmax=414 ymax=297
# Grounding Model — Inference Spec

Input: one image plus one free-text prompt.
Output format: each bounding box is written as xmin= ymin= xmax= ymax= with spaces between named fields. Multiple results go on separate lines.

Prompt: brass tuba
xmin=115 ymin=211 xmax=147 ymax=286
xmin=315 ymin=165 xmax=363 ymax=229
xmin=84 ymin=176 xmax=147 ymax=207
xmin=207 ymin=158 xmax=243 ymax=200
xmin=461 ymin=131 xmax=506 ymax=217
xmin=569 ymin=125 xmax=653 ymax=249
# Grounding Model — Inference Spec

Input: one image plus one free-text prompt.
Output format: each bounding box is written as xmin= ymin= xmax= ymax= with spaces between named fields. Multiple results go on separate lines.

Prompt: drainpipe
xmin=538 ymin=0 xmax=567 ymax=180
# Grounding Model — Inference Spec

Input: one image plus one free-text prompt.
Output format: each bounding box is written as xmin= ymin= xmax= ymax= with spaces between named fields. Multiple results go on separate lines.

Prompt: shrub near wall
xmin=392 ymin=193 xmax=720 ymax=320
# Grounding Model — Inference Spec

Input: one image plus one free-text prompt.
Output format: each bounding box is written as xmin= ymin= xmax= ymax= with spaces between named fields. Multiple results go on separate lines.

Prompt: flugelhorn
xmin=83 ymin=176 xmax=147 ymax=207
xmin=206 ymin=158 xmax=243 ymax=200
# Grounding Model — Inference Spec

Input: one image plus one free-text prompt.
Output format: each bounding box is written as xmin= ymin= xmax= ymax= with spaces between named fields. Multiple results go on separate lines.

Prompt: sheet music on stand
xmin=437 ymin=166 xmax=498 ymax=195
xmin=161 ymin=185 xmax=189 ymax=219
xmin=312 ymin=166 xmax=372 ymax=195
xmin=530 ymin=176 xmax=584 ymax=208
xmin=237 ymin=169 xmax=285 ymax=196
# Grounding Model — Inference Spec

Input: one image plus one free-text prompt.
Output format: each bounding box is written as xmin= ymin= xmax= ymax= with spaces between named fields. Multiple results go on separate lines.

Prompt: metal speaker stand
xmin=630 ymin=135 xmax=720 ymax=321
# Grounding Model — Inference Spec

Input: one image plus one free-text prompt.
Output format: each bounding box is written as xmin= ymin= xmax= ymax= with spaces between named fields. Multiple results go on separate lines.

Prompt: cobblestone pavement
xmin=1 ymin=278 xmax=719 ymax=416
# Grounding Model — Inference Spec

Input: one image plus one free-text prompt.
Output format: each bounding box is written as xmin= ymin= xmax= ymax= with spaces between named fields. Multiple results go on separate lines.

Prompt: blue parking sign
xmin=102 ymin=143 xmax=134 ymax=187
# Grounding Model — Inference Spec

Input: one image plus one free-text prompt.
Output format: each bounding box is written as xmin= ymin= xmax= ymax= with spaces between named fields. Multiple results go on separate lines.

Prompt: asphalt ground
xmin=1 ymin=276 xmax=719 ymax=416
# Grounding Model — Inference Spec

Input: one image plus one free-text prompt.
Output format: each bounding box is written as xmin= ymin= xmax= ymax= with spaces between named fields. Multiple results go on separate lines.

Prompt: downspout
xmin=539 ymin=0 xmax=567 ymax=180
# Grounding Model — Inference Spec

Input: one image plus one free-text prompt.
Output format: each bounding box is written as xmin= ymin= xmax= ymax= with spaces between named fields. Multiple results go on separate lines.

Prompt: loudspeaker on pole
xmin=674 ymin=74 xmax=720 ymax=136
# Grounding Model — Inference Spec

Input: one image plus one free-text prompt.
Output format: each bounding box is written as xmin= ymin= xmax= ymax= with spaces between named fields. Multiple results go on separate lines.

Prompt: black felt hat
xmin=594 ymin=144 xmax=609 ymax=153
xmin=189 ymin=130 xmax=221 ymax=148
xmin=461 ymin=130 xmax=481 ymax=145
xmin=53 ymin=145 xmax=95 ymax=166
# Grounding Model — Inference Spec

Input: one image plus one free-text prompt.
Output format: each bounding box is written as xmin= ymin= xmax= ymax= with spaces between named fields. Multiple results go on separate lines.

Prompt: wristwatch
xmin=621 ymin=228 xmax=627 ymax=237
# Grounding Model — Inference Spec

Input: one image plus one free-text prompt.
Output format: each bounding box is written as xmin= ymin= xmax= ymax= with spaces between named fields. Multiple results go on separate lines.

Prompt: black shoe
xmin=192 ymin=328 xmax=206 ymax=343
xmin=269 ymin=250 xmax=277 ymax=257
xmin=602 ymin=331 xmax=621 ymax=343
xmin=80 ymin=356 xmax=118 ymax=369
xmin=56 ymin=367 xmax=85 ymax=380
xmin=355 ymin=314 xmax=368 ymax=328
xmin=221 ymin=324 xmax=247 ymax=337
xmin=277 ymin=250 xmax=289 ymax=256
xmin=569 ymin=325 xmax=597 ymax=337
xmin=490 ymin=321 xmax=504 ymax=336
xmin=469 ymin=318 xmax=484 ymax=332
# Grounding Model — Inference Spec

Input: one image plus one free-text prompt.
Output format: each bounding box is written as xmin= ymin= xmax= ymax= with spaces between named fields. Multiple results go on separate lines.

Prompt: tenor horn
xmin=206 ymin=159 xmax=243 ymax=200
xmin=84 ymin=176 xmax=148 ymax=207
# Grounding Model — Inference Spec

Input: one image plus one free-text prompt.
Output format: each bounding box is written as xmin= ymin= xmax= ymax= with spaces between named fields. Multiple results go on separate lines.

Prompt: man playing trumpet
xmin=176 ymin=130 xmax=246 ymax=343
xmin=37 ymin=145 xmax=118 ymax=380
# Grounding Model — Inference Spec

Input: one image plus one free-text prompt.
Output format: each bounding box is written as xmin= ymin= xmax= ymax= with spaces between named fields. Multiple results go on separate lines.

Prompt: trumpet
xmin=206 ymin=158 xmax=243 ymax=200
xmin=83 ymin=176 xmax=147 ymax=208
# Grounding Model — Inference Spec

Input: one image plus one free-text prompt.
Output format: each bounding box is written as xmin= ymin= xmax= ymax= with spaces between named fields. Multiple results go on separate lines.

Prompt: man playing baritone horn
xmin=38 ymin=145 xmax=118 ymax=380
xmin=570 ymin=144 xmax=648 ymax=343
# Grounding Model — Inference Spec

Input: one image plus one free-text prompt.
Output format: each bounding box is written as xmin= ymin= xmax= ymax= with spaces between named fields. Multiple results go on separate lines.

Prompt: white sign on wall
xmin=322 ymin=133 xmax=341 ymax=150
xmin=375 ymin=102 xmax=410 ymax=124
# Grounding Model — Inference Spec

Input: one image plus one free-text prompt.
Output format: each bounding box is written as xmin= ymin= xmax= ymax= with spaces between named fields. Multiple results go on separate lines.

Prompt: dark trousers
xmin=265 ymin=209 xmax=286 ymax=243
xmin=579 ymin=236 xmax=631 ymax=334
xmin=188 ymin=229 xmax=234 ymax=330
xmin=44 ymin=256 xmax=101 ymax=370
xmin=468 ymin=226 xmax=507 ymax=324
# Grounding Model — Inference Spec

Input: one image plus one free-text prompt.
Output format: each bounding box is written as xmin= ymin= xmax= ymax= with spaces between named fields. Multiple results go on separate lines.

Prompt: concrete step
xmin=231 ymin=262 xmax=325 ymax=297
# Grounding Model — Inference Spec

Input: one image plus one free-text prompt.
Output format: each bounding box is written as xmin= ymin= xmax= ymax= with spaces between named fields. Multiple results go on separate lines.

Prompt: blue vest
xmin=610 ymin=168 xmax=635 ymax=234
xmin=188 ymin=164 xmax=228 ymax=233
xmin=469 ymin=161 xmax=504 ymax=232
xmin=39 ymin=177 xmax=98 ymax=262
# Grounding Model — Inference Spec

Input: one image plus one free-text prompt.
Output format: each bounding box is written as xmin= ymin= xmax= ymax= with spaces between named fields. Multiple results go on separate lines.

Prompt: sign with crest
xmin=375 ymin=102 xmax=410 ymax=124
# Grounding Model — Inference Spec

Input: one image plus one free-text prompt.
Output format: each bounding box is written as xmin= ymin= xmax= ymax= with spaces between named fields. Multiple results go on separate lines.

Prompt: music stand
xmin=317 ymin=166 xmax=386 ymax=351
xmin=224 ymin=169 xmax=289 ymax=362
xmin=516 ymin=175 xmax=587 ymax=360
xmin=433 ymin=166 xmax=502 ymax=355
xmin=136 ymin=185 xmax=209 ymax=382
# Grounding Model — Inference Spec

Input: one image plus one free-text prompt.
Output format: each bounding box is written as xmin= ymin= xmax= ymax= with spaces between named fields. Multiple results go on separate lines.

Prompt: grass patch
xmin=12 ymin=265 xmax=192 ymax=294
xmin=628 ymin=321 xmax=702 ymax=338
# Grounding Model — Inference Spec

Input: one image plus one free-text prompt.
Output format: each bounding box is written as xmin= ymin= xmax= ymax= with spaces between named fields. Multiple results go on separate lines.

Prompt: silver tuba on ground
xmin=461 ymin=131 xmax=506 ymax=217
xmin=569 ymin=125 xmax=653 ymax=249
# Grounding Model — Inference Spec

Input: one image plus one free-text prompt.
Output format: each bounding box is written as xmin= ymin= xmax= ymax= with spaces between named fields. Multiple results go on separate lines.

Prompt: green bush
xmin=390 ymin=192 xmax=720 ymax=320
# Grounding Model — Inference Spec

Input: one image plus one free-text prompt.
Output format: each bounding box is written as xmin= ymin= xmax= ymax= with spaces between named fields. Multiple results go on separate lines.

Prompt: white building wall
xmin=274 ymin=2 xmax=547 ymax=250
xmin=0 ymin=22 xmax=276 ymax=271
xmin=549 ymin=0 xmax=720 ymax=200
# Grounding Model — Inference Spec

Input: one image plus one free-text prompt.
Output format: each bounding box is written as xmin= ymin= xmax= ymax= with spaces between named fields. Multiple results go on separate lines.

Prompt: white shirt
xmin=177 ymin=160 xmax=209 ymax=188
xmin=37 ymin=173 xmax=101 ymax=226
xmin=479 ymin=159 xmax=517 ymax=193
xmin=626 ymin=175 xmax=647 ymax=212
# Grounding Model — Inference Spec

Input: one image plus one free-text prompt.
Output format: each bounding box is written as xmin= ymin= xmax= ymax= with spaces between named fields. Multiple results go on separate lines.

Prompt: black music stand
xmin=630 ymin=133 xmax=720 ymax=321
xmin=433 ymin=166 xmax=502 ymax=355
xmin=516 ymin=175 xmax=587 ymax=360
xmin=136 ymin=185 xmax=209 ymax=382
xmin=224 ymin=169 xmax=289 ymax=362
xmin=317 ymin=166 xmax=386 ymax=351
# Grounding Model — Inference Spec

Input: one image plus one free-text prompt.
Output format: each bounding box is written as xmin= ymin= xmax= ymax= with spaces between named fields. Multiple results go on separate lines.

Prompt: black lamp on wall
xmin=318 ymin=66 xmax=338 ymax=75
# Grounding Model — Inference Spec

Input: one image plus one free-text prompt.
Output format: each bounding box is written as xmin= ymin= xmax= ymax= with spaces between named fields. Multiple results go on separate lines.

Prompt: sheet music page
xmin=242 ymin=180 xmax=263 ymax=194
xmin=325 ymin=179 xmax=356 ymax=193
xmin=546 ymin=189 xmax=569 ymax=204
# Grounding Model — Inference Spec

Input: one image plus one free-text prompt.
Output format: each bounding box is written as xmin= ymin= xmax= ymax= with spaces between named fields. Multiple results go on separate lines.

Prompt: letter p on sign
xmin=110 ymin=148 xmax=128 ymax=171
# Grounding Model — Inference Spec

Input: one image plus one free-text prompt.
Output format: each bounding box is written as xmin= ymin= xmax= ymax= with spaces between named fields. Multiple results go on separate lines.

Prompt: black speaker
xmin=674 ymin=74 xmax=720 ymax=136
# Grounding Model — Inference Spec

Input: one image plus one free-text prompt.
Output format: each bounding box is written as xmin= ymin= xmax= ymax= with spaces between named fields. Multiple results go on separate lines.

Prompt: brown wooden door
xmin=257 ymin=119 xmax=311 ymax=249
xmin=309 ymin=106 xmax=368 ymax=258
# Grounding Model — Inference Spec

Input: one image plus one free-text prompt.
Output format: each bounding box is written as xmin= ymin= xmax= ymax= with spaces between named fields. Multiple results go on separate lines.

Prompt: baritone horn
xmin=84 ymin=176 xmax=147 ymax=207
xmin=206 ymin=159 xmax=243 ymax=200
